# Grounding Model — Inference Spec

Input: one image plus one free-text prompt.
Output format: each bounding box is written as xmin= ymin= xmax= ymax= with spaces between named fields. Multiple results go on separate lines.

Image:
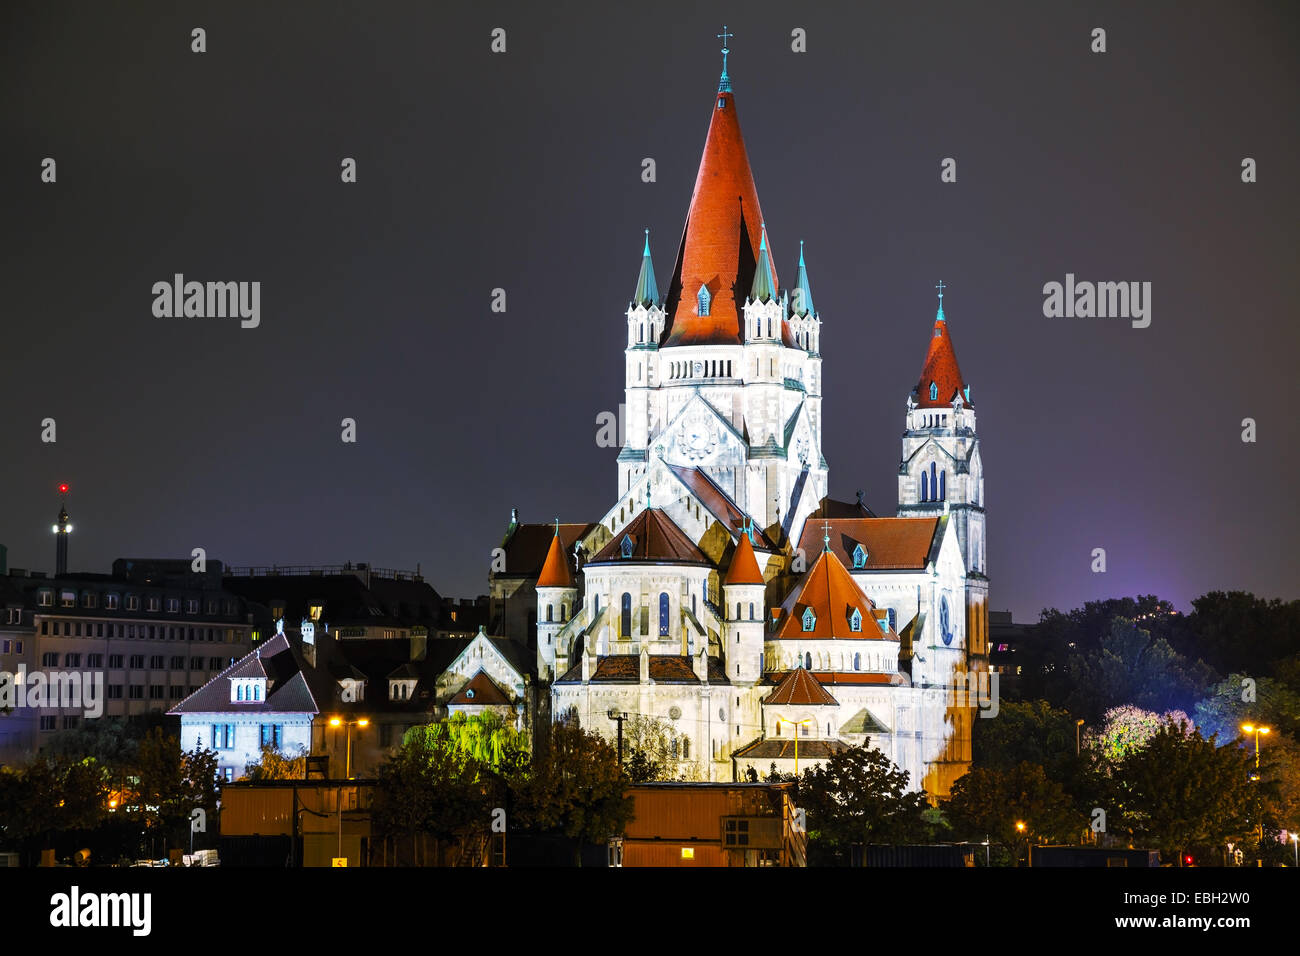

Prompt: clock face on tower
xmin=676 ymin=413 xmax=718 ymax=461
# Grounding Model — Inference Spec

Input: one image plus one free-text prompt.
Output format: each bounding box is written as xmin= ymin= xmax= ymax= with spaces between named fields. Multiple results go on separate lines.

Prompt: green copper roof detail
xmin=717 ymin=25 xmax=734 ymax=93
xmin=793 ymin=239 xmax=816 ymax=317
xmin=633 ymin=228 xmax=659 ymax=307
xmin=935 ymin=279 xmax=946 ymax=322
xmin=750 ymin=222 xmax=776 ymax=303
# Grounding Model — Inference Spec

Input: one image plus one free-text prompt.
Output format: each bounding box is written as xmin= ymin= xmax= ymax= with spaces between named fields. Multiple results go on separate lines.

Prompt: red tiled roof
xmin=915 ymin=309 xmax=971 ymax=408
xmin=499 ymin=522 xmax=593 ymax=578
xmin=763 ymin=667 xmax=838 ymax=706
xmin=589 ymin=509 xmax=709 ymax=565
xmin=797 ymin=517 xmax=941 ymax=571
xmin=536 ymin=529 xmax=574 ymax=588
xmin=448 ymin=669 xmax=512 ymax=706
xmin=724 ymin=529 xmax=764 ymax=586
xmin=768 ymin=671 xmax=907 ymax=686
xmin=774 ymin=549 xmax=892 ymax=641
xmin=554 ymin=654 xmax=729 ymax=685
xmin=662 ymin=89 xmax=789 ymax=348
xmin=733 ymin=738 xmax=850 ymax=760
xmin=667 ymin=464 xmax=777 ymax=550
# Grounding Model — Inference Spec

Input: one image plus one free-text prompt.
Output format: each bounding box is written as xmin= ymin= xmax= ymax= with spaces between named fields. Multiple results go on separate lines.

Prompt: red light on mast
xmin=58 ymin=483 xmax=69 ymax=494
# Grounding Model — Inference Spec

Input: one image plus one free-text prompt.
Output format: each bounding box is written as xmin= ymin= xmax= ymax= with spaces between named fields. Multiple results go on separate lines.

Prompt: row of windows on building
xmin=38 ymin=619 xmax=241 ymax=642
xmin=209 ymin=723 xmax=285 ymax=750
xmin=919 ymin=412 xmax=949 ymax=428
xmin=30 ymin=683 xmax=202 ymax=713
xmin=39 ymin=652 xmax=230 ymax=670
xmin=1 ymin=640 xmax=24 ymax=655
xmin=35 ymin=589 xmax=239 ymax=615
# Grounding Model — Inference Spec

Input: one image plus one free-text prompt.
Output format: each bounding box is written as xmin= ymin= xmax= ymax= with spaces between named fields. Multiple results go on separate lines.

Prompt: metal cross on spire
xmin=822 ymin=519 xmax=832 ymax=552
xmin=717 ymin=25 xmax=734 ymax=92
xmin=935 ymin=279 xmax=946 ymax=302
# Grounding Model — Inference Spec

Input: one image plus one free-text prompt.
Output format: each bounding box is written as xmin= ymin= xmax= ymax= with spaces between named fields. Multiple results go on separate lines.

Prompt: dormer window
xmin=620 ymin=535 xmax=635 ymax=558
xmin=308 ymin=604 xmax=323 ymax=621
xmin=849 ymin=608 xmax=863 ymax=632
xmin=964 ymin=385 xmax=971 ymax=401
xmin=852 ymin=544 xmax=867 ymax=569
xmin=60 ymin=590 xmax=76 ymax=608
xmin=697 ymin=284 xmax=711 ymax=316
xmin=231 ymin=678 xmax=266 ymax=703
xmin=930 ymin=382 xmax=938 ymax=401
xmin=38 ymin=590 xmax=52 ymax=607
xmin=801 ymin=607 xmax=816 ymax=632
xmin=389 ymin=679 xmax=416 ymax=701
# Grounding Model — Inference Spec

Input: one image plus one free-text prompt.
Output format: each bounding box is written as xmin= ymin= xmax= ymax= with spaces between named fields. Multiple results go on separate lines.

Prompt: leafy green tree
xmin=512 ymin=718 xmax=632 ymax=866
xmin=372 ymin=732 xmax=504 ymax=865
xmin=1086 ymin=705 xmax=1190 ymax=764
xmin=1063 ymin=619 xmax=1214 ymax=721
xmin=1114 ymin=722 xmax=1254 ymax=865
xmin=1193 ymin=674 xmax=1300 ymax=742
xmin=241 ymin=744 xmax=308 ymax=781
xmin=405 ymin=712 xmax=529 ymax=775
xmin=1177 ymin=592 xmax=1300 ymax=676
xmin=945 ymin=761 xmax=1086 ymax=861
xmin=622 ymin=714 xmax=688 ymax=781
xmin=791 ymin=742 xmax=931 ymax=865
xmin=134 ymin=728 xmax=218 ymax=848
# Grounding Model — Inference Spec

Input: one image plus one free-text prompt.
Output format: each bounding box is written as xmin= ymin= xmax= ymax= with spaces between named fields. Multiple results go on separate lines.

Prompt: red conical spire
xmin=724 ymin=525 xmax=764 ymax=586
xmin=914 ymin=284 xmax=971 ymax=408
xmin=662 ymin=82 xmax=775 ymax=347
xmin=537 ymin=522 xmax=574 ymax=588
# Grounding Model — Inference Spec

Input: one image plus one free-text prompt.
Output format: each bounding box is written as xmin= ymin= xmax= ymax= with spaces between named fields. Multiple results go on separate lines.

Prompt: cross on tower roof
xmin=717 ymin=25 xmax=734 ymax=92
xmin=822 ymin=519 xmax=832 ymax=552
xmin=935 ymin=279 xmax=946 ymax=302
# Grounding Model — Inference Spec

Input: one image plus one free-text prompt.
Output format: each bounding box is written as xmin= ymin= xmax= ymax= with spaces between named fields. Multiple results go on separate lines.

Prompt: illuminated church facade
xmin=495 ymin=46 xmax=988 ymax=797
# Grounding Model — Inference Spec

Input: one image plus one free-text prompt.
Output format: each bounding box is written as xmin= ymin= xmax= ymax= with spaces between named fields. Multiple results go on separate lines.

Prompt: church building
xmin=492 ymin=42 xmax=987 ymax=797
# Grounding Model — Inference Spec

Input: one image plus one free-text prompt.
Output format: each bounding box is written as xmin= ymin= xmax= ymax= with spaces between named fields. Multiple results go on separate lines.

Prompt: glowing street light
xmin=775 ymin=715 xmax=814 ymax=775
xmin=1241 ymin=723 xmax=1271 ymax=848
xmin=329 ymin=716 xmax=370 ymax=779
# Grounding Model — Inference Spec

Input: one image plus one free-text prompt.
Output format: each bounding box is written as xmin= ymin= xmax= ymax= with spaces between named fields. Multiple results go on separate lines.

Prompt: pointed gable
xmin=662 ymin=84 xmax=776 ymax=348
xmin=763 ymin=666 xmax=838 ymax=706
xmin=774 ymin=548 xmax=893 ymax=640
xmin=448 ymin=669 xmax=512 ymax=706
xmin=915 ymin=301 xmax=971 ymax=409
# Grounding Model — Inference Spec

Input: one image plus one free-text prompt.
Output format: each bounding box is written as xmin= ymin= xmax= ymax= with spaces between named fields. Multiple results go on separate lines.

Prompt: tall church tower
xmin=616 ymin=39 xmax=827 ymax=547
xmin=897 ymin=284 xmax=988 ymax=662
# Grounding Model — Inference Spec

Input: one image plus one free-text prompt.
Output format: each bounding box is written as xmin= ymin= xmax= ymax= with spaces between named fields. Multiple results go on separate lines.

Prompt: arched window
xmin=930 ymin=461 xmax=938 ymax=500
xmin=749 ymin=602 xmax=755 ymax=620
xmin=254 ymin=684 xmax=261 ymax=701
xmin=930 ymin=381 xmax=938 ymax=401
xmin=671 ymin=738 xmax=679 ymax=759
xmin=561 ymin=604 xmax=567 ymax=622
xmin=659 ymin=592 xmax=670 ymax=636
xmin=805 ymin=651 xmax=812 ymax=669
xmin=697 ymin=285 xmax=711 ymax=316
xmin=621 ymin=593 xmax=632 ymax=638
xmin=236 ymin=684 xmax=244 ymax=701
xmin=921 ymin=471 xmax=929 ymax=501
xmin=854 ymin=652 xmax=861 ymax=670
xmin=736 ymin=602 xmax=742 ymax=620
xmin=940 ymin=470 xmax=946 ymax=500
xmin=682 ymin=737 xmax=690 ymax=760
xmin=546 ymin=604 xmax=553 ymax=623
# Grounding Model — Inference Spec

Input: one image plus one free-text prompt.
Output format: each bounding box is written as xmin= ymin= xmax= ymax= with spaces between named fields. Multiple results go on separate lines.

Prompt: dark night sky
xmin=2 ymin=1 xmax=1296 ymax=621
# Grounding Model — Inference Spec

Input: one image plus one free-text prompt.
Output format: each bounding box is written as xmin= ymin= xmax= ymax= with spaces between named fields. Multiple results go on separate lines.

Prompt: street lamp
xmin=329 ymin=716 xmax=370 ymax=779
xmin=1292 ymin=833 xmax=1298 ymax=868
xmin=1241 ymin=723 xmax=1271 ymax=848
xmin=1075 ymin=719 xmax=1085 ymax=755
xmin=776 ymin=716 xmax=814 ymax=775
xmin=1015 ymin=820 xmax=1031 ymax=867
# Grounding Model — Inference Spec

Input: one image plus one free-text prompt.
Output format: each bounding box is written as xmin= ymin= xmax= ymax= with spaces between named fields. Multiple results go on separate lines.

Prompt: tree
xmin=134 ymin=728 xmax=218 ymax=849
xmin=1114 ymin=722 xmax=1254 ymax=865
xmin=945 ymin=761 xmax=1085 ymax=861
xmin=1062 ymin=619 xmax=1213 ymax=721
xmin=241 ymin=744 xmax=308 ymax=781
xmin=1193 ymin=674 xmax=1300 ymax=743
xmin=622 ymin=714 xmax=688 ymax=782
xmin=792 ymin=742 xmax=931 ymax=865
xmin=1087 ymin=705 xmax=1191 ymax=765
xmin=512 ymin=719 xmax=632 ymax=865
xmin=406 ymin=711 xmax=529 ymax=774
xmin=372 ymin=732 xmax=503 ymax=865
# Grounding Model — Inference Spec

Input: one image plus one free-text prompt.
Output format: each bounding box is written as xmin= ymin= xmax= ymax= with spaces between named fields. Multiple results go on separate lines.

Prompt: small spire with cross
xmin=935 ymin=280 xmax=947 ymax=321
xmin=822 ymin=519 xmax=832 ymax=552
xmin=717 ymin=25 xmax=734 ymax=93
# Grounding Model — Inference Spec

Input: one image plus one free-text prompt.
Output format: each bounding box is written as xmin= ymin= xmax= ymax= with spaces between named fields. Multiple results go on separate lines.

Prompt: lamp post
xmin=1016 ymin=820 xmax=1031 ymax=867
xmin=1075 ymin=719 xmax=1085 ymax=755
xmin=329 ymin=716 xmax=370 ymax=780
xmin=1241 ymin=723 xmax=1270 ymax=848
xmin=1292 ymin=833 xmax=1298 ymax=867
xmin=776 ymin=716 xmax=813 ymax=775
